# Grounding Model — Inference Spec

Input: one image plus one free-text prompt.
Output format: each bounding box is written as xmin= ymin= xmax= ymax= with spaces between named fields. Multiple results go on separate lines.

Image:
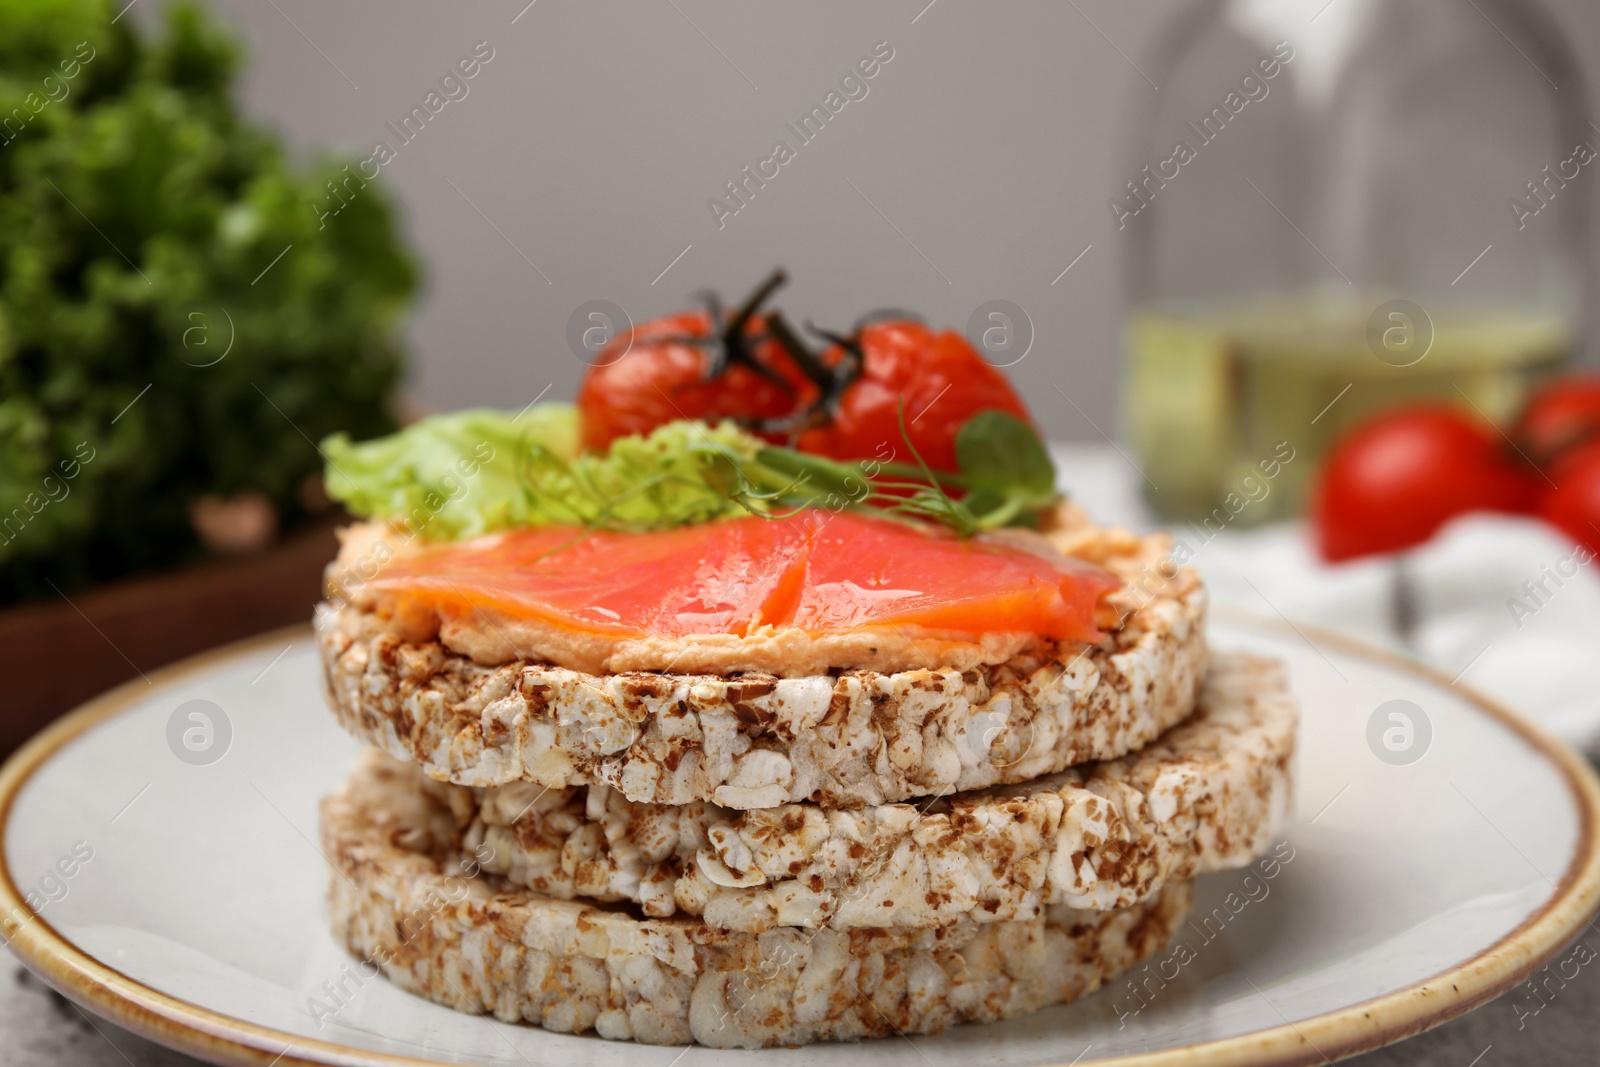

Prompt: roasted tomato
xmin=577 ymin=272 xmax=815 ymax=451
xmin=577 ymin=272 xmax=1035 ymax=475
xmin=1313 ymin=405 xmax=1537 ymax=562
xmin=793 ymin=320 xmax=1033 ymax=474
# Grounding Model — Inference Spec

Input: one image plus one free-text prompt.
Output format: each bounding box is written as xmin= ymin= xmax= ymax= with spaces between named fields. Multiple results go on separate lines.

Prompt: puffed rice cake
xmin=316 ymin=511 xmax=1206 ymax=809
xmin=454 ymin=651 xmax=1292 ymax=931
xmin=323 ymin=748 xmax=1194 ymax=1049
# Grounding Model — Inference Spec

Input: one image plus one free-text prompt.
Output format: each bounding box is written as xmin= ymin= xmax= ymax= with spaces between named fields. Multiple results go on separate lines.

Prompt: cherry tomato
xmin=1514 ymin=376 xmax=1600 ymax=467
xmin=1313 ymin=405 xmax=1537 ymax=562
xmin=796 ymin=321 xmax=1033 ymax=473
xmin=577 ymin=309 xmax=814 ymax=452
xmin=1537 ymin=439 xmax=1600 ymax=555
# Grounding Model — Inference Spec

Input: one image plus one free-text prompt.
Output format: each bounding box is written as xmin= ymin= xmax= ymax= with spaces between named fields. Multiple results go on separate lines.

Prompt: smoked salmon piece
xmin=366 ymin=510 xmax=1121 ymax=645
xmin=792 ymin=513 xmax=1120 ymax=641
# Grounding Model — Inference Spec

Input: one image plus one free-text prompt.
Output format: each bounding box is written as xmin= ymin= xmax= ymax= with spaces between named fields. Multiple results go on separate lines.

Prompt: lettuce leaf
xmin=321 ymin=406 xmax=765 ymax=538
xmin=520 ymin=418 xmax=763 ymax=531
xmin=322 ymin=405 xmax=579 ymax=540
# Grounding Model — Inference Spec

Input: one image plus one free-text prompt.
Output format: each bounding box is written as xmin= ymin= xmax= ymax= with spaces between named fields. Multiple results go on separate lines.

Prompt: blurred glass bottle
xmin=1121 ymin=0 xmax=1591 ymax=523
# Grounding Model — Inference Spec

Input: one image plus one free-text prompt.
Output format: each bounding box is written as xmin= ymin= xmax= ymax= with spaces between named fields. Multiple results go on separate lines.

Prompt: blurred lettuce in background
xmin=0 ymin=0 xmax=416 ymax=603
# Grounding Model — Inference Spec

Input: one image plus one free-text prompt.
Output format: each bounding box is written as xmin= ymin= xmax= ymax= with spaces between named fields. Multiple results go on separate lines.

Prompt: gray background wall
xmin=141 ymin=0 xmax=1600 ymax=439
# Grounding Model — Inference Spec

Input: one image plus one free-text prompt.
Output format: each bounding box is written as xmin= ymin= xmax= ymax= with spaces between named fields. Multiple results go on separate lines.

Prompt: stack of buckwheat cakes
xmin=316 ymin=503 xmax=1298 ymax=1048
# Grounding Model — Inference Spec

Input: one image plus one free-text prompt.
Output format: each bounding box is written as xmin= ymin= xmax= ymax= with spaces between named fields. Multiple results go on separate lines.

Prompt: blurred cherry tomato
xmin=1537 ymin=439 xmax=1600 ymax=555
xmin=1514 ymin=376 xmax=1600 ymax=467
xmin=1313 ymin=406 xmax=1537 ymax=562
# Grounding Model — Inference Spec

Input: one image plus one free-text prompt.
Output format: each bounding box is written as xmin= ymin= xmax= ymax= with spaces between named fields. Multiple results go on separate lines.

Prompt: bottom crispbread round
xmin=323 ymin=750 xmax=1193 ymax=1049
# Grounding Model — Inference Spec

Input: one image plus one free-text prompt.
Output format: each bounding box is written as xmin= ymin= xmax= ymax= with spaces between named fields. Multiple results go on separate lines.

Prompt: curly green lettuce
xmin=322 ymin=406 xmax=765 ymax=539
xmin=0 ymin=0 xmax=415 ymax=602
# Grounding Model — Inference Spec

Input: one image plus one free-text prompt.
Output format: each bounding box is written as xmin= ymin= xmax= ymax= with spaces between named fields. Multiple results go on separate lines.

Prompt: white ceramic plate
xmin=2 ymin=609 xmax=1597 ymax=1067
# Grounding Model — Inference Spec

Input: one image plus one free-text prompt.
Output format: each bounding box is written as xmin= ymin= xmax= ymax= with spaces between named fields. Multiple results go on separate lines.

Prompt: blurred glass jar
xmin=1120 ymin=0 xmax=1591 ymax=523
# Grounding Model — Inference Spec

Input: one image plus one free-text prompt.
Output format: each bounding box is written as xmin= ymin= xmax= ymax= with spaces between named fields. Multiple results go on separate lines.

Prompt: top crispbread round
xmin=457 ymin=650 xmax=1293 ymax=931
xmin=317 ymin=514 xmax=1206 ymax=808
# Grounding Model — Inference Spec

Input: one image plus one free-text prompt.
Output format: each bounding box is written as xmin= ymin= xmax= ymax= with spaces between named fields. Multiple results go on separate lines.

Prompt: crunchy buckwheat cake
xmin=323 ymin=749 xmax=1193 ymax=1049
xmin=455 ymin=651 xmax=1291 ymax=931
xmin=316 ymin=506 xmax=1206 ymax=809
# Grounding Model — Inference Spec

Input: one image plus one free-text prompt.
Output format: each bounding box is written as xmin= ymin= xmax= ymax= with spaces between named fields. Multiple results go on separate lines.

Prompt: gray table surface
xmin=6 ymin=936 xmax=1597 ymax=1066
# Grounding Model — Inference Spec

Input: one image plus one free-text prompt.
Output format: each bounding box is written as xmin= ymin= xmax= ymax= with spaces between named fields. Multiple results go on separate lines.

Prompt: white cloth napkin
xmin=1052 ymin=444 xmax=1600 ymax=756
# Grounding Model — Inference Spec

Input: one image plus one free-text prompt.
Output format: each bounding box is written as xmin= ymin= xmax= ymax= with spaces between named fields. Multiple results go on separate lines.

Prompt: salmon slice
xmin=793 ymin=513 xmax=1120 ymax=642
xmin=365 ymin=510 xmax=1121 ymax=645
xmin=366 ymin=519 xmax=808 ymax=637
